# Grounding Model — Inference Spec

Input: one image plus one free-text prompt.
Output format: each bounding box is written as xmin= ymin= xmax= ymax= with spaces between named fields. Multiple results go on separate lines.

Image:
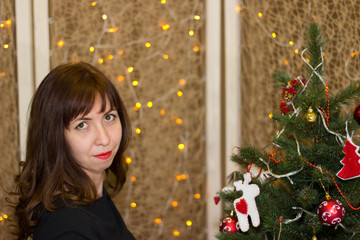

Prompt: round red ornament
xmin=353 ymin=105 xmax=360 ymax=125
xmin=317 ymin=199 xmax=345 ymax=226
xmin=219 ymin=216 xmax=239 ymax=233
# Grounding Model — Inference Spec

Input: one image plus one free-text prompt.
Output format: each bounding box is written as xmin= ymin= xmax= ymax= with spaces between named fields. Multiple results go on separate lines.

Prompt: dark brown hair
xmin=13 ymin=62 xmax=131 ymax=239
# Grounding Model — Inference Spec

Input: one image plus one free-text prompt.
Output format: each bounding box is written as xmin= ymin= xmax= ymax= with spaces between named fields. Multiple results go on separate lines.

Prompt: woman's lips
xmin=94 ymin=151 xmax=112 ymax=160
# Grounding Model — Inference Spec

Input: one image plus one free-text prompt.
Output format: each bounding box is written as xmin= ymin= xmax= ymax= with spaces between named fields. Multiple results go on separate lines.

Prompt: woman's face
xmin=64 ymin=96 xmax=122 ymax=181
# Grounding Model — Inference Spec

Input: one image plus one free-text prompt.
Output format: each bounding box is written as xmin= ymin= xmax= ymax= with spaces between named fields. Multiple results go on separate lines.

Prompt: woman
xmin=13 ymin=62 xmax=135 ymax=239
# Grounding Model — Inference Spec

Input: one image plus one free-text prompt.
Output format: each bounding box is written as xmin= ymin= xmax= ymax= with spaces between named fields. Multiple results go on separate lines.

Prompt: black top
xmin=33 ymin=189 xmax=135 ymax=240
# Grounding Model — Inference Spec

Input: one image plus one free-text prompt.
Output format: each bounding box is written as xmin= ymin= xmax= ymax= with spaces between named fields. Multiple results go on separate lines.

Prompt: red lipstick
xmin=94 ymin=151 xmax=112 ymax=160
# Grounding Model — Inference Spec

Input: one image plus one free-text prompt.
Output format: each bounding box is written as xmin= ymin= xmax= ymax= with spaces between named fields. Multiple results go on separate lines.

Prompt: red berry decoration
xmin=219 ymin=216 xmax=239 ymax=233
xmin=353 ymin=105 xmax=360 ymax=125
xmin=317 ymin=199 xmax=345 ymax=226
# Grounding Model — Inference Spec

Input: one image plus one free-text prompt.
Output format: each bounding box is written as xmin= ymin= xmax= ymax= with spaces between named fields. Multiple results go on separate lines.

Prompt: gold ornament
xmin=304 ymin=107 xmax=317 ymax=123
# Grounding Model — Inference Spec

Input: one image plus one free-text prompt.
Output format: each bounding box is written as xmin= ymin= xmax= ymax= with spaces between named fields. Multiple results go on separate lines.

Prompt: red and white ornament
xmin=317 ymin=198 xmax=345 ymax=226
xmin=219 ymin=215 xmax=239 ymax=233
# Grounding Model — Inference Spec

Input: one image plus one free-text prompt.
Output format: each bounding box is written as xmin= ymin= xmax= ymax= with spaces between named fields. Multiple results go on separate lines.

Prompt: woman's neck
xmin=87 ymin=171 xmax=105 ymax=198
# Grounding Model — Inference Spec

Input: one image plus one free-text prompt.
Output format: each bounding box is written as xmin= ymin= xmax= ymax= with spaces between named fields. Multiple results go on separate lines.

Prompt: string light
xmin=131 ymin=176 xmax=136 ymax=182
xmin=289 ymin=41 xmax=294 ymax=46
xmin=177 ymin=91 xmax=183 ymax=96
xmin=258 ymin=12 xmax=263 ymax=18
xmin=155 ymin=218 xmax=162 ymax=224
xmin=181 ymin=174 xmax=187 ymax=180
xmin=160 ymin=109 xmax=166 ymax=115
xmin=272 ymin=32 xmax=276 ymax=38
xmin=89 ymin=46 xmax=95 ymax=52
xmin=284 ymin=60 xmax=289 ymax=65
xmin=102 ymin=14 xmax=107 ymax=20
xmin=135 ymin=102 xmax=141 ymax=108
xmin=295 ymin=49 xmax=299 ymax=54
xmin=179 ymin=79 xmax=186 ymax=86
xmin=163 ymin=54 xmax=169 ymax=59
xmin=57 ymin=40 xmax=64 ymax=47
xmin=161 ymin=0 xmax=166 ymax=4
xmin=176 ymin=175 xmax=182 ymax=181
xmin=3 ymin=44 xmax=9 ymax=49
xmin=1 ymin=72 xmax=5 ymax=77
xmin=147 ymin=102 xmax=153 ymax=108
xmin=131 ymin=202 xmax=137 ymax=208
xmin=178 ymin=143 xmax=185 ymax=150
xmin=194 ymin=193 xmax=201 ymax=199
xmin=193 ymin=46 xmax=199 ymax=52
xmin=145 ymin=42 xmax=151 ymax=48
xmin=162 ymin=24 xmax=170 ymax=30
xmin=127 ymin=67 xmax=134 ymax=73
xmin=91 ymin=1 xmax=96 ymax=6
xmin=171 ymin=201 xmax=178 ymax=207
xmin=194 ymin=15 xmax=200 ymax=20
xmin=107 ymin=55 xmax=113 ymax=60
xmin=176 ymin=118 xmax=182 ymax=124
xmin=173 ymin=230 xmax=180 ymax=236
xmin=132 ymin=80 xmax=139 ymax=86
xmin=6 ymin=19 xmax=11 ymax=26
xmin=98 ymin=58 xmax=104 ymax=64
xmin=186 ymin=220 xmax=192 ymax=226
xmin=136 ymin=128 xmax=141 ymax=134
xmin=126 ymin=157 xmax=132 ymax=164
xmin=351 ymin=52 xmax=356 ymax=57
xmin=188 ymin=30 xmax=194 ymax=36
xmin=117 ymin=75 xmax=124 ymax=82
xmin=118 ymin=50 xmax=124 ymax=55
xmin=235 ymin=6 xmax=242 ymax=13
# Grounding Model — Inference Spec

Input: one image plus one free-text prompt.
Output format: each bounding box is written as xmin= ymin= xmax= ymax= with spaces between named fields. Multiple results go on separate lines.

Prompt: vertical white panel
xmin=33 ymin=0 xmax=50 ymax=87
xmin=225 ymin=1 xmax=241 ymax=177
xmin=15 ymin=0 xmax=34 ymax=162
xmin=206 ymin=0 xmax=222 ymax=239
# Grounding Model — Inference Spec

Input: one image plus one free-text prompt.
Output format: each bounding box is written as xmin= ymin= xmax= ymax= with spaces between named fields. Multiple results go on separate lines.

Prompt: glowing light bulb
xmin=171 ymin=201 xmax=178 ymax=207
xmin=127 ymin=67 xmax=134 ymax=73
xmin=160 ymin=109 xmax=166 ymax=115
xmin=178 ymin=144 xmax=185 ymax=150
xmin=131 ymin=176 xmax=136 ymax=182
xmin=258 ymin=12 xmax=263 ymax=18
xmin=155 ymin=218 xmax=162 ymax=224
xmin=173 ymin=230 xmax=180 ymax=236
xmin=188 ymin=30 xmax=194 ymax=36
xmin=117 ymin=75 xmax=124 ymax=82
xmin=147 ymin=102 xmax=153 ymax=108
xmin=306 ymin=58 xmax=310 ymax=63
xmin=194 ymin=15 xmax=200 ymax=20
xmin=145 ymin=42 xmax=151 ymax=48
xmin=136 ymin=128 xmax=141 ymax=134
xmin=98 ymin=58 xmax=104 ymax=64
xmin=235 ymin=6 xmax=242 ymax=12
xmin=57 ymin=41 xmax=64 ymax=47
xmin=132 ymin=80 xmax=139 ymax=86
xmin=295 ymin=49 xmax=299 ymax=54
xmin=162 ymin=24 xmax=170 ymax=30
xmin=89 ymin=46 xmax=95 ymax=52
xmin=102 ymin=14 xmax=107 ymax=20
xmin=135 ymin=102 xmax=141 ymax=108
xmin=269 ymin=113 xmax=273 ymax=119
xmin=177 ymin=91 xmax=183 ymax=96
xmin=3 ymin=44 xmax=9 ymax=49
xmin=0 ymin=217 xmax=3 ymax=221
xmin=0 ymin=23 xmax=4 ymax=27
xmin=133 ymin=106 xmax=139 ymax=111
xmin=3 ymin=214 xmax=7 ymax=219
xmin=126 ymin=157 xmax=132 ymax=164
xmin=91 ymin=1 xmax=96 ymax=6
xmin=179 ymin=79 xmax=186 ymax=86
xmin=6 ymin=19 xmax=11 ymax=25
xmin=289 ymin=41 xmax=294 ymax=46
xmin=118 ymin=50 xmax=124 ymax=55
xmin=161 ymin=0 xmax=166 ymax=4
xmin=194 ymin=193 xmax=201 ymax=199
xmin=131 ymin=202 xmax=137 ymax=208
xmin=351 ymin=52 xmax=356 ymax=57
xmin=193 ymin=46 xmax=199 ymax=52
xmin=176 ymin=175 xmax=182 ymax=181
xmin=176 ymin=118 xmax=182 ymax=124
xmin=163 ymin=54 xmax=169 ymax=59
xmin=107 ymin=55 xmax=113 ymax=60
xmin=272 ymin=32 xmax=276 ymax=38
xmin=284 ymin=60 xmax=289 ymax=65
xmin=186 ymin=220 xmax=192 ymax=226
xmin=1 ymin=72 xmax=5 ymax=77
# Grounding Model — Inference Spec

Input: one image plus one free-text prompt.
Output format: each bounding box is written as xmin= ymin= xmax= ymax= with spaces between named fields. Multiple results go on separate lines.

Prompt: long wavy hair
xmin=13 ymin=62 xmax=131 ymax=239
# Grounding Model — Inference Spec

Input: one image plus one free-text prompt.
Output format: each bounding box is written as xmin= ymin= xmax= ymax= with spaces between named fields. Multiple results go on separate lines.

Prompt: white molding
xmin=15 ymin=0 xmax=34 ymax=162
xmin=225 ymin=0 xmax=241 ymax=177
xmin=206 ymin=0 xmax=222 ymax=239
xmin=33 ymin=0 xmax=50 ymax=87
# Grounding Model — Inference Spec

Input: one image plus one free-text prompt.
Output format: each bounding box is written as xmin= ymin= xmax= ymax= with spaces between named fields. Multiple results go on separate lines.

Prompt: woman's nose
xmin=95 ymin=125 xmax=110 ymax=146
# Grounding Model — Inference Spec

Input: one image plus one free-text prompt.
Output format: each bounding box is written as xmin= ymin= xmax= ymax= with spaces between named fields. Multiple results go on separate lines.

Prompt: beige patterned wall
xmin=49 ymin=0 xmax=206 ymax=239
xmin=240 ymin=0 xmax=360 ymax=148
xmin=0 ymin=0 xmax=18 ymax=239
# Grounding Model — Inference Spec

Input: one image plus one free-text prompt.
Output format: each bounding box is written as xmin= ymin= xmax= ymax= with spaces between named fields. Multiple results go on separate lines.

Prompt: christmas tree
xmin=216 ymin=23 xmax=360 ymax=240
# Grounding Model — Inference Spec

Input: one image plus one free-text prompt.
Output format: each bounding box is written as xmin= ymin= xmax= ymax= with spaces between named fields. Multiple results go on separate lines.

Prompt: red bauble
xmin=219 ymin=216 xmax=239 ymax=233
xmin=317 ymin=199 xmax=346 ymax=226
xmin=353 ymin=105 xmax=360 ymax=125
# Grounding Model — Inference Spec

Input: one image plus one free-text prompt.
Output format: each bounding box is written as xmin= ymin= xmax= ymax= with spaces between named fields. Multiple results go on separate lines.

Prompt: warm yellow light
xmin=89 ymin=46 xmax=95 ymax=52
xmin=235 ymin=6 xmax=242 ymax=12
xmin=173 ymin=230 xmax=180 ymax=236
xmin=117 ymin=75 xmax=124 ymax=82
xmin=0 ymin=23 xmax=4 ymax=27
xmin=118 ymin=50 xmax=124 ymax=55
xmin=258 ymin=12 xmax=263 ymax=18
xmin=161 ymin=0 xmax=166 ymax=4
xmin=176 ymin=175 xmax=182 ymax=181
xmin=160 ymin=109 xmax=166 ymax=115
xmin=322 ymin=52 xmax=326 ymax=56
xmin=91 ymin=1 xmax=96 ymax=6
xmin=133 ymin=106 xmax=139 ymax=111
xmin=188 ymin=30 xmax=194 ymax=36
xmin=177 ymin=91 xmax=183 ymax=96
xmin=269 ymin=113 xmax=273 ymax=119
xmin=178 ymin=144 xmax=185 ymax=150
xmin=306 ymin=58 xmax=310 ymax=63
xmin=57 ymin=41 xmax=64 ymax=47
xmin=289 ymin=41 xmax=294 ymax=46
xmin=163 ymin=54 xmax=169 ymax=59
xmin=3 ymin=214 xmax=7 ymax=219
xmin=135 ymin=102 xmax=141 ymax=108
xmin=162 ymin=24 xmax=170 ymax=30
xmin=132 ymin=80 xmax=139 ymax=86
xmin=0 ymin=217 xmax=3 ymax=221
xmin=131 ymin=202 xmax=137 ymax=208
xmin=3 ymin=44 xmax=9 ymax=49
xmin=98 ymin=58 xmax=104 ymax=64
xmin=1 ymin=72 xmax=5 ymax=77
xmin=194 ymin=193 xmax=201 ymax=199
xmin=172 ymin=201 xmax=178 ymax=207
xmin=294 ymin=49 xmax=299 ymax=54
xmin=131 ymin=176 xmax=136 ymax=182
xmin=284 ymin=60 xmax=289 ymax=65
xmin=126 ymin=157 xmax=132 ymax=164
xmin=102 ymin=14 xmax=107 ymax=20
xmin=136 ymin=128 xmax=141 ymax=134
xmin=194 ymin=15 xmax=200 ymax=20
xmin=6 ymin=19 xmax=11 ymax=25
xmin=193 ymin=46 xmax=199 ymax=52
xmin=272 ymin=32 xmax=276 ymax=38
xmin=109 ymin=27 xmax=118 ymax=32
xmin=181 ymin=174 xmax=187 ymax=180
xmin=107 ymin=55 xmax=113 ymax=60
xmin=145 ymin=42 xmax=151 ymax=48
xmin=176 ymin=118 xmax=182 ymax=124
xmin=155 ymin=218 xmax=162 ymax=224
xmin=147 ymin=102 xmax=153 ymax=108
xmin=351 ymin=52 xmax=356 ymax=57
xmin=179 ymin=79 xmax=186 ymax=86
xmin=186 ymin=220 xmax=192 ymax=226
xmin=127 ymin=67 xmax=134 ymax=73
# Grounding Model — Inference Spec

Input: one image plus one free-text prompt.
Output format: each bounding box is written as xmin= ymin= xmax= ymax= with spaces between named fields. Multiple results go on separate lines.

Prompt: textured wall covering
xmin=240 ymin=0 xmax=360 ymax=148
xmin=49 ymin=1 xmax=206 ymax=239
xmin=0 ymin=0 xmax=18 ymax=239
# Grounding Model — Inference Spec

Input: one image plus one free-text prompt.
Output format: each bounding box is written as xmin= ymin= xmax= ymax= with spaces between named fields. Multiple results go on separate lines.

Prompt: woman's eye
xmin=76 ymin=122 xmax=88 ymax=129
xmin=105 ymin=114 xmax=116 ymax=122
